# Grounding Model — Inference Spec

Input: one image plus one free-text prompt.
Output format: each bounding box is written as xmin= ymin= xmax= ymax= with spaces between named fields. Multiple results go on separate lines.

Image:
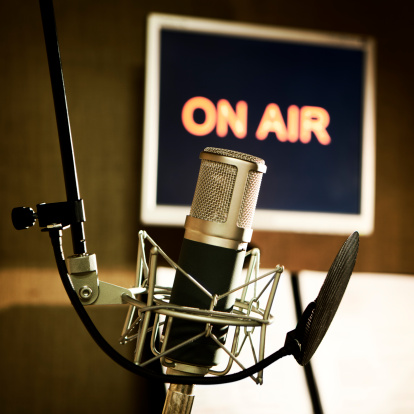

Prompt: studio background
xmin=0 ymin=1 xmax=413 ymax=413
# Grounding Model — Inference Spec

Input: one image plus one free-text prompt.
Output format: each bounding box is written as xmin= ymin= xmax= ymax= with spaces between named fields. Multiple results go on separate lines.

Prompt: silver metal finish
xmin=134 ymin=246 xmax=158 ymax=364
xmin=184 ymin=148 xmax=266 ymax=249
xmin=162 ymin=383 xmax=195 ymax=414
xmin=66 ymin=253 xmax=97 ymax=274
xmin=71 ymin=230 xmax=283 ymax=389
xmin=66 ymin=253 xmax=134 ymax=305
xmin=119 ymin=231 xmax=283 ymax=385
xmin=93 ymin=281 xmax=133 ymax=306
xmin=79 ymin=286 xmax=93 ymax=300
xmin=69 ymin=271 xmax=99 ymax=305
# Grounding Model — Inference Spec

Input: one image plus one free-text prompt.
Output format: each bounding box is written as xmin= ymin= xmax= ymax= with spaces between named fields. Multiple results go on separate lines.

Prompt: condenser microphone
xmin=163 ymin=147 xmax=266 ymax=375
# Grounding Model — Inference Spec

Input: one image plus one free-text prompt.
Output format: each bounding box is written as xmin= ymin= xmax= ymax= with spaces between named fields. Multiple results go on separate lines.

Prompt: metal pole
xmin=291 ymin=271 xmax=324 ymax=414
xmin=162 ymin=383 xmax=195 ymax=414
xmin=39 ymin=0 xmax=86 ymax=255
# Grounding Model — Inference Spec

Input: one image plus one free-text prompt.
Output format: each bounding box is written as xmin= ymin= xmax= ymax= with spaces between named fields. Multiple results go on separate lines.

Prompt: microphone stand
xmin=37 ymin=4 xmax=200 ymax=413
xmin=11 ymin=0 xmax=291 ymax=389
xmin=39 ymin=0 xmax=87 ymax=256
xmin=163 ymin=383 xmax=195 ymax=414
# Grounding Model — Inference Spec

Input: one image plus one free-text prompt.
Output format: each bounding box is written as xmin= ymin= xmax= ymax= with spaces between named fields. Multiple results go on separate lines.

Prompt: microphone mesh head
xmin=190 ymin=148 xmax=264 ymax=229
xmin=238 ymin=171 xmax=263 ymax=228
xmin=203 ymin=147 xmax=265 ymax=165
xmin=190 ymin=160 xmax=237 ymax=224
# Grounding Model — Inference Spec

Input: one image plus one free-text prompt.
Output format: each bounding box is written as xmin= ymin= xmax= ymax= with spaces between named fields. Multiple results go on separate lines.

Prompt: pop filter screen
xmin=291 ymin=231 xmax=359 ymax=365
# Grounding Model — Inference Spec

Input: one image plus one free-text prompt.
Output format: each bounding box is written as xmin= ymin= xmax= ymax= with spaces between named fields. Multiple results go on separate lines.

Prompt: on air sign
xmin=141 ymin=14 xmax=376 ymax=235
xmin=182 ymin=97 xmax=331 ymax=145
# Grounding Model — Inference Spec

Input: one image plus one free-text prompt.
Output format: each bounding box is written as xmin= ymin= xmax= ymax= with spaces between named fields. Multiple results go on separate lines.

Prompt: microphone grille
xmin=190 ymin=148 xmax=264 ymax=229
xmin=203 ymin=147 xmax=265 ymax=165
xmin=237 ymin=170 xmax=263 ymax=228
xmin=190 ymin=159 xmax=237 ymax=224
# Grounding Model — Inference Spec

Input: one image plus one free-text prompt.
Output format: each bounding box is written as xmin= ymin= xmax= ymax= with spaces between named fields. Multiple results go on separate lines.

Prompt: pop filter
xmin=286 ymin=231 xmax=359 ymax=366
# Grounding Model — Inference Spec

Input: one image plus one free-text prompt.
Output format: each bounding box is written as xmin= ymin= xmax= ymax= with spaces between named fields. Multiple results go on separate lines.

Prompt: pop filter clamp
xmin=11 ymin=0 xmax=360 ymax=411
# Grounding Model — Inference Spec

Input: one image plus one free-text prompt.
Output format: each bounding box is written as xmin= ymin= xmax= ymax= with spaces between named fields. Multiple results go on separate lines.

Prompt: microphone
xmin=162 ymin=147 xmax=267 ymax=376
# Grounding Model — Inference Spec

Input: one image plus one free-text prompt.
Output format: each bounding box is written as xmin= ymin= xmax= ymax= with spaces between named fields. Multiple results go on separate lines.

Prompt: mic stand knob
xmin=11 ymin=207 xmax=37 ymax=230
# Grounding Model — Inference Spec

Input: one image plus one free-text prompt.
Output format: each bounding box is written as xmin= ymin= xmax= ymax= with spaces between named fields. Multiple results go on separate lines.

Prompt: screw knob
xmin=11 ymin=207 xmax=37 ymax=230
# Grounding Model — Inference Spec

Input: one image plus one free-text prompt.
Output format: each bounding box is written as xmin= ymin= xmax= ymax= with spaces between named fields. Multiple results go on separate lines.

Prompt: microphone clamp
xmin=12 ymin=200 xmax=86 ymax=230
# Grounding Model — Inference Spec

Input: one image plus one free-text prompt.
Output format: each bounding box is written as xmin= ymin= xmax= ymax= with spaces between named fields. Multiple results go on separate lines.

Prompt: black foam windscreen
xmin=288 ymin=231 xmax=359 ymax=366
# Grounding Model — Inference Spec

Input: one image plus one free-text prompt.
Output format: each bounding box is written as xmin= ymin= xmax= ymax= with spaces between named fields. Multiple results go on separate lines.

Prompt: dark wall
xmin=1 ymin=0 xmax=413 ymax=274
xmin=0 ymin=304 xmax=165 ymax=414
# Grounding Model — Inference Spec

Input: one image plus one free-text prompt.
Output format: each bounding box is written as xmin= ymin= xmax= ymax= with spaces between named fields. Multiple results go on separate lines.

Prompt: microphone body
xmin=164 ymin=147 xmax=266 ymax=373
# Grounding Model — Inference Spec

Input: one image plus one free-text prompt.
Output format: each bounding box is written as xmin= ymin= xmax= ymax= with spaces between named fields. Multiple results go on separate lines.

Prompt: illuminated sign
xmin=141 ymin=14 xmax=376 ymax=235
xmin=181 ymin=97 xmax=331 ymax=145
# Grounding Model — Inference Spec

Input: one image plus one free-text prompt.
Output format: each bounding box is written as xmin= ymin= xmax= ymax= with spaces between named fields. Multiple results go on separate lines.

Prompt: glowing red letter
xmin=287 ymin=105 xmax=300 ymax=143
xmin=216 ymin=99 xmax=248 ymax=139
xmin=300 ymin=106 xmax=331 ymax=145
xmin=255 ymin=104 xmax=288 ymax=141
xmin=182 ymin=97 xmax=217 ymax=136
